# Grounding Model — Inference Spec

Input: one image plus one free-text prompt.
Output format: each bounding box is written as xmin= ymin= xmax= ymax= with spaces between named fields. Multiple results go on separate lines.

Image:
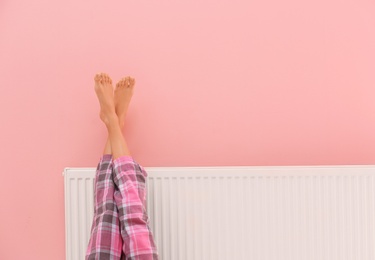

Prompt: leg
xmin=112 ymin=156 xmax=158 ymax=260
xmin=114 ymin=76 xmax=147 ymax=210
xmin=103 ymin=137 xmax=111 ymax=155
xmin=113 ymin=77 xmax=158 ymax=260
xmin=95 ymin=74 xmax=158 ymax=259
xmin=86 ymin=155 xmax=123 ymax=260
xmin=86 ymin=73 xmax=123 ymax=260
xmin=115 ymin=76 xmax=135 ymax=129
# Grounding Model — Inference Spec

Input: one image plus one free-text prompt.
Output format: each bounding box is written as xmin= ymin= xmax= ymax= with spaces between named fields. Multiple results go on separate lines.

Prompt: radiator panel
xmin=64 ymin=166 xmax=375 ymax=260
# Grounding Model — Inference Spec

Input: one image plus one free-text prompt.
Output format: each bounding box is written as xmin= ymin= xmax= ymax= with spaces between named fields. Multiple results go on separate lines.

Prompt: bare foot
xmin=94 ymin=73 xmax=117 ymax=125
xmin=114 ymin=76 xmax=135 ymax=127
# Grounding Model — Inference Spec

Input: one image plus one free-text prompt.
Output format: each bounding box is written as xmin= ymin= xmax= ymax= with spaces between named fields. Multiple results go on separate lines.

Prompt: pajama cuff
xmin=100 ymin=154 xmax=113 ymax=162
xmin=113 ymin=155 xmax=148 ymax=178
xmin=113 ymin=155 xmax=134 ymax=165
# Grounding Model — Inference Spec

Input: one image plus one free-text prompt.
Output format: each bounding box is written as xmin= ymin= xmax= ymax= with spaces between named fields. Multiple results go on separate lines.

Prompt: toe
xmin=100 ymin=73 xmax=108 ymax=83
xmin=107 ymin=75 xmax=112 ymax=85
xmin=94 ymin=74 xmax=100 ymax=82
xmin=122 ymin=77 xmax=127 ymax=87
xmin=126 ymin=78 xmax=131 ymax=87
xmin=103 ymin=73 xmax=109 ymax=83
xmin=130 ymin=77 xmax=135 ymax=87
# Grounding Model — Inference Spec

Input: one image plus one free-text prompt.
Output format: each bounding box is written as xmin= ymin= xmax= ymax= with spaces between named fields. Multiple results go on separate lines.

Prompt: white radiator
xmin=64 ymin=165 xmax=375 ymax=260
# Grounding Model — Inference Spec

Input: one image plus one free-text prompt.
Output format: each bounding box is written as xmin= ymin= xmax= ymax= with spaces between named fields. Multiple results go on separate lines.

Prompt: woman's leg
xmin=86 ymin=73 xmax=123 ymax=260
xmin=86 ymin=154 xmax=123 ymax=260
xmin=103 ymin=138 xmax=112 ymax=155
xmin=95 ymin=74 xmax=158 ymax=259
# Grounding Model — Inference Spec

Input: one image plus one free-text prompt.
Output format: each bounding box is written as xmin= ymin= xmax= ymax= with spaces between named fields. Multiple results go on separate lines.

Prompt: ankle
xmin=118 ymin=119 xmax=125 ymax=128
xmin=103 ymin=113 xmax=119 ymax=128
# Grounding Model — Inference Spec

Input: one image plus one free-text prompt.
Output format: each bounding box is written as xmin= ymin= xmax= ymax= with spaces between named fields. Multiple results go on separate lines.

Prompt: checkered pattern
xmin=86 ymin=155 xmax=158 ymax=260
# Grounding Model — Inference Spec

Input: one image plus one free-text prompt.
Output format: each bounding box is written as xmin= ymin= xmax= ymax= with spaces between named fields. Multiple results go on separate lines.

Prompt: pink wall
xmin=0 ymin=0 xmax=374 ymax=259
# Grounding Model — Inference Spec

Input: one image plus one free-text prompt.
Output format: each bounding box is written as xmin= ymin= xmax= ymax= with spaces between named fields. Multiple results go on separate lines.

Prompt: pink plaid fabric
xmin=86 ymin=155 xmax=158 ymax=260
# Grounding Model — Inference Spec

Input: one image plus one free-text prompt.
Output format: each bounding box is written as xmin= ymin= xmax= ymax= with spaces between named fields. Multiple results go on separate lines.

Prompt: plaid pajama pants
xmin=86 ymin=155 xmax=159 ymax=260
